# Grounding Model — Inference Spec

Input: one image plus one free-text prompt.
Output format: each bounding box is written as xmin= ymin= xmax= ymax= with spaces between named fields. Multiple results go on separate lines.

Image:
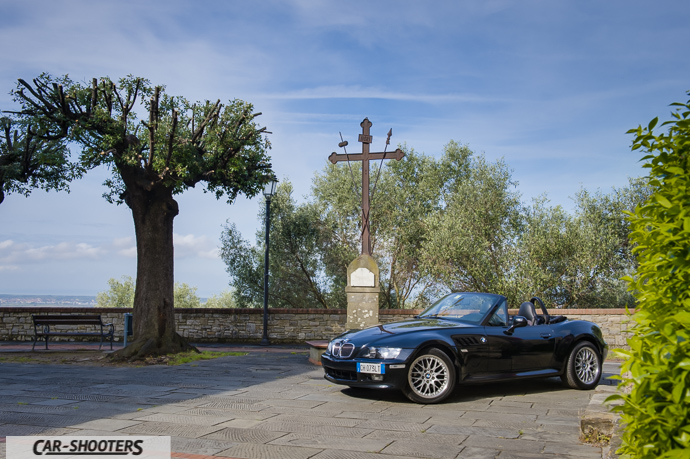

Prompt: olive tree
xmin=0 ymin=114 xmax=75 ymax=204
xmin=221 ymin=182 xmax=347 ymax=309
xmin=14 ymin=74 xmax=273 ymax=359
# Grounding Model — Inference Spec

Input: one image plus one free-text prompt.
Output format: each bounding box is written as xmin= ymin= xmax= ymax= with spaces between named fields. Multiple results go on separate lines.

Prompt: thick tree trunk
xmin=111 ymin=180 xmax=197 ymax=361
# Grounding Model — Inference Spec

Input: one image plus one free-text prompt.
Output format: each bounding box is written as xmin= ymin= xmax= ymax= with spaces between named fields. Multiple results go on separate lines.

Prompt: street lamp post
xmin=260 ymin=179 xmax=278 ymax=346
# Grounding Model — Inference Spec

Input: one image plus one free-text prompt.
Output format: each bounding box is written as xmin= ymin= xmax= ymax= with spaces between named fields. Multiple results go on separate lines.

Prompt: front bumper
xmin=321 ymin=352 xmax=409 ymax=390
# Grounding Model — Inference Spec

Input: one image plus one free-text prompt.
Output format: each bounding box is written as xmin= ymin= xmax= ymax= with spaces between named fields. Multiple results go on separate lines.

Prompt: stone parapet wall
xmin=0 ymin=307 xmax=633 ymax=349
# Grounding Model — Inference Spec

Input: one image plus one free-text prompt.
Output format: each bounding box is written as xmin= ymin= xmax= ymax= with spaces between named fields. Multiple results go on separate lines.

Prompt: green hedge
xmin=610 ymin=93 xmax=690 ymax=458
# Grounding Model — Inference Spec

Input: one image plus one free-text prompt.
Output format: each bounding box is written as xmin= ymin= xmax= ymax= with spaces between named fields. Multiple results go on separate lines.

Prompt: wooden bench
xmin=32 ymin=315 xmax=114 ymax=351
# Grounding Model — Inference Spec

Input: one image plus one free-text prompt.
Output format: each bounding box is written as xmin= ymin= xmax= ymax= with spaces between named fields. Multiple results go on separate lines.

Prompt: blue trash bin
xmin=123 ymin=313 xmax=133 ymax=347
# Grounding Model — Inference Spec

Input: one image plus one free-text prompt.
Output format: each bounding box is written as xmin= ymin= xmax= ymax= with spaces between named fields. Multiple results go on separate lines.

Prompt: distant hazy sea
xmin=0 ymin=294 xmax=97 ymax=307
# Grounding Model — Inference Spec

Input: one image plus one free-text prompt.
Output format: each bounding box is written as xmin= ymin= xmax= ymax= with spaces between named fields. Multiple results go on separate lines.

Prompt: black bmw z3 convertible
xmin=321 ymin=292 xmax=608 ymax=404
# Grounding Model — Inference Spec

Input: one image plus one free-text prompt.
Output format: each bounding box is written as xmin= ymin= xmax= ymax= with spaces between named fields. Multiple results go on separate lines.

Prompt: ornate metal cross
xmin=328 ymin=118 xmax=405 ymax=256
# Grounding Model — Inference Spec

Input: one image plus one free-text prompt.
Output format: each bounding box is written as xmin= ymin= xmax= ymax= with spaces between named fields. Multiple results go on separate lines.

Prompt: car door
xmin=480 ymin=300 xmax=512 ymax=375
xmin=510 ymin=323 xmax=557 ymax=372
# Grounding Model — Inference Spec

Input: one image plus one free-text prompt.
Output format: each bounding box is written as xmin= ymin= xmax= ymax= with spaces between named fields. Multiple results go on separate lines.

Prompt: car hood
xmin=338 ymin=317 xmax=476 ymax=342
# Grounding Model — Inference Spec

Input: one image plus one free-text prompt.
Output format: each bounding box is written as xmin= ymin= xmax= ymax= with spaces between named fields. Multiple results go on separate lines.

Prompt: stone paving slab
xmin=202 ymin=427 xmax=288 ymax=444
xmin=380 ymin=439 xmax=464 ymax=459
xmin=310 ymin=451 xmax=417 ymax=459
xmin=171 ymin=437 xmax=239 ymax=456
xmin=215 ymin=443 xmax=322 ymax=459
xmin=362 ymin=429 xmax=467 ymax=445
xmin=0 ymin=342 xmax=618 ymax=459
xmin=268 ymin=433 xmax=391 ymax=453
xmin=118 ymin=421 xmax=224 ymax=438
xmin=134 ymin=413 xmax=235 ymax=426
xmin=253 ymin=421 xmax=374 ymax=438
xmin=68 ymin=419 xmax=142 ymax=431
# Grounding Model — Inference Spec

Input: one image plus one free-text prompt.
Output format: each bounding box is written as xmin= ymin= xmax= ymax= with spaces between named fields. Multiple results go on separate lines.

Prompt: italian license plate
xmin=357 ymin=362 xmax=385 ymax=374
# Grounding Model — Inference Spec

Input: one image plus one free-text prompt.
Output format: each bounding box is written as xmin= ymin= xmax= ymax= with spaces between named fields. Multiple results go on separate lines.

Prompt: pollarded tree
xmin=0 ymin=114 xmax=75 ymax=204
xmin=14 ymin=74 xmax=273 ymax=359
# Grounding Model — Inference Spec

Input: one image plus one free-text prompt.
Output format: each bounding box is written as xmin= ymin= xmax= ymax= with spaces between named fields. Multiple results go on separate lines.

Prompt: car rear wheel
xmin=403 ymin=348 xmax=456 ymax=404
xmin=561 ymin=341 xmax=602 ymax=390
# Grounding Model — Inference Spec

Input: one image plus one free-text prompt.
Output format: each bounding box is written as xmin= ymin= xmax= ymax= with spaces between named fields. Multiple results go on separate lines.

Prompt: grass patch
xmin=0 ymin=349 xmax=248 ymax=367
xmin=151 ymin=350 xmax=248 ymax=366
xmin=0 ymin=356 xmax=42 ymax=364
xmin=581 ymin=430 xmax=612 ymax=447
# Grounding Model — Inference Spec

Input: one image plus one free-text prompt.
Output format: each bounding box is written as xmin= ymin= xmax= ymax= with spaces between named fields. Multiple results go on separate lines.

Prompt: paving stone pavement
xmin=0 ymin=343 xmax=619 ymax=459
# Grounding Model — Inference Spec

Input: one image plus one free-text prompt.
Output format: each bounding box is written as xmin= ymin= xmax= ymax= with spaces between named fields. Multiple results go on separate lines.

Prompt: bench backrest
xmin=32 ymin=315 xmax=104 ymax=326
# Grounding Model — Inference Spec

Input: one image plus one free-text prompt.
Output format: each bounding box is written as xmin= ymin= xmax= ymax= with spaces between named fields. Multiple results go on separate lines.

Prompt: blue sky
xmin=1 ymin=0 xmax=688 ymax=297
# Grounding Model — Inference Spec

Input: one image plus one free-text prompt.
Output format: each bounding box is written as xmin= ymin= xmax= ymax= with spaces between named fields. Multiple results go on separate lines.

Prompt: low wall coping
xmin=0 ymin=306 xmax=634 ymax=316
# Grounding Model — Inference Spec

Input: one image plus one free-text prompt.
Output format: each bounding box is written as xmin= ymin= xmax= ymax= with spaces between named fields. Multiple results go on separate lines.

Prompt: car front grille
xmin=325 ymin=368 xmax=357 ymax=381
xmin=332 ymin=340 xmax=356 ymax=358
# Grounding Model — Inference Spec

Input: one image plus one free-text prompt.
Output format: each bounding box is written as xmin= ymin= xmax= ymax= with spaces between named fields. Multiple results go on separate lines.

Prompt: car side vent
xmin=454 ymin=336 xmax=482 ymax=347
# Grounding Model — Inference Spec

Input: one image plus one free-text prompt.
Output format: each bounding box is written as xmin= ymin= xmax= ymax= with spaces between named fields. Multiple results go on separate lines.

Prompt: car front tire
xmin=403 ymin=348 xmax=456 ymax=404
xmin=562 ymin=341 xmax=602 ymax=390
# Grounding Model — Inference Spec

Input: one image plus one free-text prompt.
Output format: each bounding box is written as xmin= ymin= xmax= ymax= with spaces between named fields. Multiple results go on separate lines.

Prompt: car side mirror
xmin=504 ymin=316 xmax=528 ymax=335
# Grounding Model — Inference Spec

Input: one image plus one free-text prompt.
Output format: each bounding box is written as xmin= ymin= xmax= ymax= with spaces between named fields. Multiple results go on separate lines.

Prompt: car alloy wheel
xmin=574 ymin=346 xmax=599 ymax=385
xmin=562 ymin=341 xmax=601 ymax=390
xmin=403 ymin=348 xmax=456 ymax=404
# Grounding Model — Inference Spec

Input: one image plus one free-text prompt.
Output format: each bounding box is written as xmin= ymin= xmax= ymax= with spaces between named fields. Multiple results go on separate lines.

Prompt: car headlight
xmin=360 ymin=347 xmax=402 ymax=360
xmin=327 ymin=340 xmax=335 ymax=354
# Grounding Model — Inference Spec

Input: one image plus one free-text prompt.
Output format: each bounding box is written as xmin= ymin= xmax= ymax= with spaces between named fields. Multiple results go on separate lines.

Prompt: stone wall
xmin=0 ymin=307 xmax=633 ymax=349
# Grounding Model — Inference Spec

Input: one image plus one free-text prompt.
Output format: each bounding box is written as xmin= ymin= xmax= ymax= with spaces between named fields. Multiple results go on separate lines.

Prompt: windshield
xmin=419 ymin=292 xmax=497 ymax=324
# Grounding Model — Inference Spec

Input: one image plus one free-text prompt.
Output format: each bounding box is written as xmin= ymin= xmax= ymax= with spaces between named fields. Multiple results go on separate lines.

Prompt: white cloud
xmin=0 ymin=265 xmax=20 ymax=272
xmin=0 ymin=239 xmax=106 ymax=265
xmin=262 ymin=86 xmax=512 ymax=104
xmin=117 ymin=247 xmax=138 ymax=258
xmin=110 ymin=237 xmax=136 ymax=258
xmin=173 ymin=233 xmax=220 ymax=260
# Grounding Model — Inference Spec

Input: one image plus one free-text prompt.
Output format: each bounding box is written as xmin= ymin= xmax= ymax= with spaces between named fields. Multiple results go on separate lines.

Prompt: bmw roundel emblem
xmin=480 ymin=337 xmax=487 ymax=343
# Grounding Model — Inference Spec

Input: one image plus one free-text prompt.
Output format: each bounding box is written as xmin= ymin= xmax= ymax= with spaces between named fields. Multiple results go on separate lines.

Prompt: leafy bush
xmin=610 ymin=93 xmax=690 ymax=458
xmin=96 ymin=276 xmax=202 ymax=309
xmin=203 ymin=290 xmax=238 ymax=308
xmin=96 ymin=276 xmax=135 ymax=308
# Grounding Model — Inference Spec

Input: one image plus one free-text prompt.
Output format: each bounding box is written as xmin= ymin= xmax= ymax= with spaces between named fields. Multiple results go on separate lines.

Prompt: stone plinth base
xmin=345 ymin=285 xmax=379 ymax=330
xmin=345 ymin=254 xmax=380 ymax=330
xmin=306 ymin=340 xmax=328 ymax=365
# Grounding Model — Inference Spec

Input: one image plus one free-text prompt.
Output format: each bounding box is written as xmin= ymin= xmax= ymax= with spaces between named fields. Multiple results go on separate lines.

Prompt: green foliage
xmin=96 ymin=276 xmax=135 ymax=308
xmin=220 ymin=182 xmax=349 ymax=309
xmin=164 ymin=350 xmax=247 ymax=366
xmin=96 ymin=276 xmax=203 ymax=308
xmin=222 ymin=141 xmax=645 ymax=310
xmin=0 ymin=114 xmax=77 ymax=204
xmin=203 ymin=290 xmax=237 ymax=308
xmin=423 ymin=146 xmax=523 ymax=304
xmin=12 ymin=74 xmax=273 ymax=205
xmin=611 ymin=93 xmax=690 ymax=458
xmin=173 ymin=282 xmax=201 ymax=309
xmin=516 ymin=179 xmax=649 ymax=308
xmin=372 ymin=143 xmax=455 ymax=308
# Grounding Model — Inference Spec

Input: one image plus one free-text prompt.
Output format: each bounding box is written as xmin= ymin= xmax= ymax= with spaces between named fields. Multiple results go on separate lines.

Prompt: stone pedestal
xmin=345 ymin=254 xmax=380 ymax=330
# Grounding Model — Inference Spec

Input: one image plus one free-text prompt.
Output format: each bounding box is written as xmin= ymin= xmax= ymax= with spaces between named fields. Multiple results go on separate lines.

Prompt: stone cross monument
xmin=328 ymin=118 xmax=405 ymax=329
